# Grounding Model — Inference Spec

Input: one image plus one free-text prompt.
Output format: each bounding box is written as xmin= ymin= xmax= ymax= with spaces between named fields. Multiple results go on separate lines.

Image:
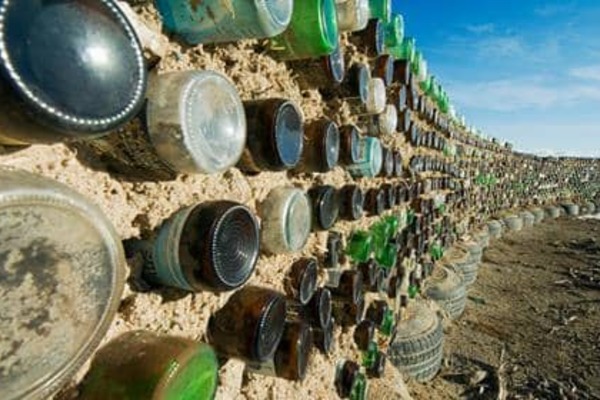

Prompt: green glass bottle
xmin=370 ymin=221 xmax=391 ymax=250
xmin=368 ymin=0 xmax=392 ymax=22
xmin=362 ymin=341 xmax=378 ymax=368
xmin=393 ymin=37 xmax=416 ymax=62
xmin=375 ymin=243 xmax=397 ymax=269
xmin=408 ymin=284 xmax=419 ymax=299
xmin=380 ymin=308 xmax=395 ymax=336
xmin=80 ymin=331 xmax=219 ymax=400
xmin=346 ymin=231 xmax=373 ymax=262
xmin=269 ymin=0 xmax=339 ymax=60
xmin=383 ymin=13 xmax=404 ymax=50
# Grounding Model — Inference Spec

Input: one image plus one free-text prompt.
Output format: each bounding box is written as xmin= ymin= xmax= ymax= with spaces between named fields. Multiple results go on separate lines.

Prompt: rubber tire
xmin=531 ymin=208 xmax=545 ymax=224
xmin=459 ymin=241 xmax=482 ymax=263
xmin=388 ymin=300 xmax=444 ymax=382
xmin=586 ymin=202 xmax=596 ymax=214
xmin=545 ymin=206 xmax=560 ymax=219
xmin=562 ymin=203 xmax=579 ymax=216
xmin=459 ymin=259 xmax=480 ymax=286
xmin=425 ymin=266 xmax=467 ymax=320
xmin=504 ymin=215 xmax=523 ymax=231
xmin=519 ymin=211 xmax=535 ymax=228
xmin=473 ymin=229 xmax=490 ymax=248
xmin=487 ymin=220 xmax=503 ymax=238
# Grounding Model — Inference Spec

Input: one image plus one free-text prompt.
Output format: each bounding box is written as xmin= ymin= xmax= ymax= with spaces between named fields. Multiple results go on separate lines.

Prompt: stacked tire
xmin=424 ymin=266 xmax=467 ymax=320
xmin=504 ymin=214 xmax=523 ymax=231
xmin=487 ymin=220 xmax=503 ymax=238
xmin=561 ymin=203 xmax=579 ymax=216
xmin=531 ymin=208 xmax=545 ymax=224
xmin=545 ymin=206 xmax=560 ymax=219
xmin=388 ymin=301 xmax=444 ymax=382
xmin=519 ymin=211 xmax=535 ymax=228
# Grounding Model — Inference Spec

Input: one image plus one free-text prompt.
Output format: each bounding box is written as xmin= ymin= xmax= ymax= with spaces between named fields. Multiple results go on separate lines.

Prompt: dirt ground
xmin=410 ymin=216 xmax=600 ymax=400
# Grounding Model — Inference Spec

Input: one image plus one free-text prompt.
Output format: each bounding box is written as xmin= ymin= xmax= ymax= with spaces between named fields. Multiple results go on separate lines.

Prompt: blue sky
xmin=393 ymin=0 xmax=600 ymax=157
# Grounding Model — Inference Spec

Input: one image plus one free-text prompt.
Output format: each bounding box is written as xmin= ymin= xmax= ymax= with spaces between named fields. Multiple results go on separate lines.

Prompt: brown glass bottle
xmin=393 ymin=60 xmax=411 ymax=85
xmin=335 ymin=360 xmax=367 ymax=399
xmin=305 ymin=287 xmax=333 ymax=329
xmin=284 ymin=258 xmax=318 ymax=305
xmin=295 ymin=118 xmax=340 ymax=173
xmin=328 ymin=270 xmax=363 ymax=302
xmin=365 ymin=188 xmax=386 ymax=216
xmin=332 ymin=292 xmax=365 ymax=326
xmin=365 ymin=300 xmax=389 ymax=326
xmin=313 ymin=318 xmax=335 ymax=354
xmin=207 ymin=286 xmax=286 ymax=362
xmin=353 ymin=320 xmax=375 ymax=351
xmin=357 ymin=259 xmax=378 ymax=291
xmin=393 ymin=151 xmax=404 ymax=178
xmin=339 ymin=124 xmax=363 ymax=165
xmin=393 ymin=84 xmax=407 ymax=112
xmin=350 ymin=18 xmax=385 ymax=57
xmin=237 ymin=98 xmax=304 ymax=173
xmin=379 ymin=147 xmax=395 ymax=177
xmin=339 ymin=185 xmax=365 ymax=221
xmin=338 ymin=63 xmax=371 ymax=102
xmin=308 ymin=185 xmax=340 ymax=231
xmin=381 ymin=184 xmax=397 ymax=209
xmin=373 ymin=55 xmax=394 ymax=87
xmin=324 ymin=231 xmax=344 ymax=269
xmin=288 ymin=43 xmax=346 ymax=90
xmin=246 ymin=321 xmax=313 ymax=381
xmin=398 ymin=108 xmax=411 ymax=133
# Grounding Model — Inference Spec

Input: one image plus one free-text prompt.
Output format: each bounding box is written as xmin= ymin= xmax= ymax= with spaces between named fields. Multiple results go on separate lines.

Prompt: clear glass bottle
xmin=156 ymin=0 xmax=293 ymax=44
xmin=207 ymin=286 xmax=287 ymax=362
xmin=365 ymin=78 xmax=386 ymax=114
xmin=347 ymin=136 xmax=383 ymax=178
xmin=269 ymin=0 xmax=340 ymax=60
xmin=141 ymin=201 xmax=260 ymax=292
xmin=79 ymin=331 xmax=219 ymax=400
xmin=365 ymin=104 xmax=397 ymax=136
xmin=259 ymin=187 xmax=312 ymax=253
xmin=82 ymin=70 xmax=246 ymax=180
xmin=336 ymin=0 xmax=370 ymax=32
xmin=237 ymin=98 xmax=304 ymax=173
xmin=0 ymin=168 xmax=125 ymax=400
xmin=0 ymin=0 xmax=146 ymax=144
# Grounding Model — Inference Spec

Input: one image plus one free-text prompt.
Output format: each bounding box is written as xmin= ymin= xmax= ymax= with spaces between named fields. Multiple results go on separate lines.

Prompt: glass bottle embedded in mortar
xmin=156 ymin=0 xmax=293 ymax=44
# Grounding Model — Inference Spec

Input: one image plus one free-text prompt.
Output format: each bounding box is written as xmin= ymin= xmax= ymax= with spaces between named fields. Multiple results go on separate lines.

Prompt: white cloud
xmin=447 ymin=77 xmax=600 ymax=112
xmin=466 ymin=23 xmax=495 ymax=34
xmin=569 ymin=65 xmax=600 ymax=81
